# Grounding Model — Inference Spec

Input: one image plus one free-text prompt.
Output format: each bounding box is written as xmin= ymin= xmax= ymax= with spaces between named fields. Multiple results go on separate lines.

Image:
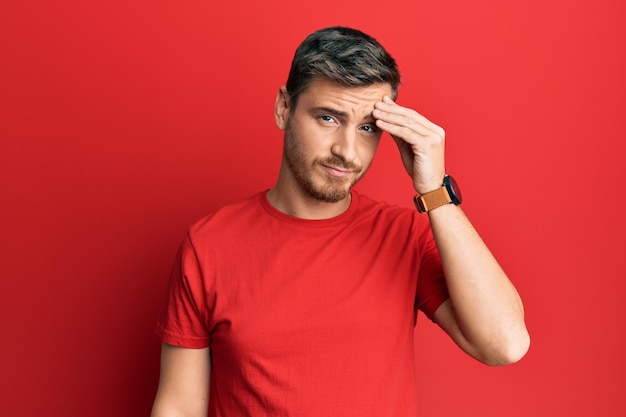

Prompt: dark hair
xmin=285 ymin=26 xmax=401 ymax=108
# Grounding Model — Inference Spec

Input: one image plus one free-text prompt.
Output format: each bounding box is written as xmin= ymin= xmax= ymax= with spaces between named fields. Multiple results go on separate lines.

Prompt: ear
xmin=274 ymin=86 xmax=291 ymax=130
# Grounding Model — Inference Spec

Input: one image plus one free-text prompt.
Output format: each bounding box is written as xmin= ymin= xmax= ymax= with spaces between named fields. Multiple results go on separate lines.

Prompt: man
xmin=151 ymin=26 xmax=529 ymax=417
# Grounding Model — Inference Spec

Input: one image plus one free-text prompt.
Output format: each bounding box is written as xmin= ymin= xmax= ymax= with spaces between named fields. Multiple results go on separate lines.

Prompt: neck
xmin=266 ymin=179 xmax=352 ymax=220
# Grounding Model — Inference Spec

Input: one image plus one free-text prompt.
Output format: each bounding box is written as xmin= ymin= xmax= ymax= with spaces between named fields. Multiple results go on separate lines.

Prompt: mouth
xmin=321 ymin=164 xmax=355 ymax=178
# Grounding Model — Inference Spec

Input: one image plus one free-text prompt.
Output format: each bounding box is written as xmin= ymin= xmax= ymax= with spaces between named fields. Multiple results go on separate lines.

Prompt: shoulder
xmin=354 ymin=191 xmax=408 ymax=213
xmin=349 ymin=191 xmax=435 ymax=245
xmin=187 ymin=192 xmax=265 ymax=242
xmin=353 ymin=191 xmax=424 ymax=226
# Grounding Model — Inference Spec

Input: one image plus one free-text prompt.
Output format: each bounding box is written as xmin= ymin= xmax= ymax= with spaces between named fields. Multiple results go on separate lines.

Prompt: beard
xmin=283 ymin=122 xmax=365 ymax=203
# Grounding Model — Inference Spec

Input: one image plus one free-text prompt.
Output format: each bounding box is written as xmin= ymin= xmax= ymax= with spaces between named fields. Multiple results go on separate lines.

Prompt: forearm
xmin=429 ymin=203 xmax=529 ymax=365
xmin=372 ymin=95 xmax=529 ymax=363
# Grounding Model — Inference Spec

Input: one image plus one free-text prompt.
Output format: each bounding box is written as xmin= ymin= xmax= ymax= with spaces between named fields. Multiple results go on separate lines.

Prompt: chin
xmin=308 ymin=184 xmax=352 ymax=203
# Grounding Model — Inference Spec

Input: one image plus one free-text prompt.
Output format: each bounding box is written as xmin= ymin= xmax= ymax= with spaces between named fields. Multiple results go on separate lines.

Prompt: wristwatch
xmin=413 ymin=175 xmax=463 ymax=213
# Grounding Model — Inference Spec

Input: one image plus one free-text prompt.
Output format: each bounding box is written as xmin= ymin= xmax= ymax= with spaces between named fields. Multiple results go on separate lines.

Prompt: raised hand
xmin=373 ymin=96 xmax=446 ymax=194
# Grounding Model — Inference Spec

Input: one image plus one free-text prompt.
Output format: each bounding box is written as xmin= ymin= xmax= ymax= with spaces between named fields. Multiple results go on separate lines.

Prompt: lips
xmin=321 ymin=164 xmax=354 ymax=177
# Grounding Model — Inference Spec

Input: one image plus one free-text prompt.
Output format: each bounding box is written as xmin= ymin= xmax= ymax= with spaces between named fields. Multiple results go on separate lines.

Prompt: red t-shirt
xmin=157 ymin=190 xmax=449 ymax=417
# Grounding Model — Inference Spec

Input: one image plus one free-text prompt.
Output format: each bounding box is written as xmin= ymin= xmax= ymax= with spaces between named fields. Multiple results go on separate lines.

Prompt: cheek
xmin=360 ymin=138 xmax=382 ymax=161
xmin=285 ymin=124 xmax=317 ymax=163
xmin=294 ymin=122 xmax=334 ymax=153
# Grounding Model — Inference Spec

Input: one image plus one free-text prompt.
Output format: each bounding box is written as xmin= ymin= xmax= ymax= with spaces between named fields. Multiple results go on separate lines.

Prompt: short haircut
xmin=285 ymin=26 xmax=401 ymax=109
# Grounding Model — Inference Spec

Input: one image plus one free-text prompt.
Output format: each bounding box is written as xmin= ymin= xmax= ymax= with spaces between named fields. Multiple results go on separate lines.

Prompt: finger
xmin=373 ymin=107 xmax=441 ymax=140
xmin=376 ymin=97 xmax=429 ymax=124
xmin=375 ymin=97 xmax=445 ymax=137
xmin=375 ymin=118 xmax=433 ymax=140
xmin=377 ymin=107 xmax=444 ymax=138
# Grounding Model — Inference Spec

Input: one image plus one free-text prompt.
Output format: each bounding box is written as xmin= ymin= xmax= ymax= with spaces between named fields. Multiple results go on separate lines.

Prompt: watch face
xmin=445 ymin=175 xmax=462 ymax=205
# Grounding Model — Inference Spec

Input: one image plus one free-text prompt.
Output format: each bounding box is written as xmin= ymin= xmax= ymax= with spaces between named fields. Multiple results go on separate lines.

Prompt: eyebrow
xmin=311 ymin=106 xmax=375 ymax=122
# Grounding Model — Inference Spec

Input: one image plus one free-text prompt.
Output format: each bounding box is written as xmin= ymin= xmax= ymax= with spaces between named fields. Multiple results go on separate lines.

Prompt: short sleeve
xmin=155 ymin=233 xmax=212 ymax=348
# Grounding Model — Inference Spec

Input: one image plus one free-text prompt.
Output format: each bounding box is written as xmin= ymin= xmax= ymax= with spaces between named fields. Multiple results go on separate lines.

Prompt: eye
xmin=319 ymin=115 xmax=336 ymax=123
xmin=360 ymin=124 xmax=378 ymax=134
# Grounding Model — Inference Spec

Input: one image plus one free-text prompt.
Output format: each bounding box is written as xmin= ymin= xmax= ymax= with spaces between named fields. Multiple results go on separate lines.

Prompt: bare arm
xmin=151 ymin=343 xmax=211 ymax=417
xmin=373 ymin=96 xmax=530 ymax=365
xmin=429 ymin=204 xmax=529 ymax=365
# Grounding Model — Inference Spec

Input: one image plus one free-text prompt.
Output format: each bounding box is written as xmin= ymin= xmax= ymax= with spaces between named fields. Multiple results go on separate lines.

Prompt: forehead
xmin=297 ymin=78 xmax=393 ymax=115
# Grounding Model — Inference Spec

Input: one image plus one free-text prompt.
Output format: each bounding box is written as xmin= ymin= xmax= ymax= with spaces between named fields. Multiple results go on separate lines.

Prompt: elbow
xmin=483 ymin=326 xmax=531 ymax=366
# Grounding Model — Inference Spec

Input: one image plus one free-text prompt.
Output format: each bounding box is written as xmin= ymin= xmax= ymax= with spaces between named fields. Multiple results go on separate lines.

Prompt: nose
xmin=331 ymin=127 xmax=358 ymax=163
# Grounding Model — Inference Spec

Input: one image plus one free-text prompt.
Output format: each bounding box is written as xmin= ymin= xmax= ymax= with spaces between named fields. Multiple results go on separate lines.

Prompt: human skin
xmin=151 ymin=77 xmax=530 ymax=417
xmin=267 ymin=78 xmax=393 ymax=219
xmin=271 ymin=77 xmax=529 ymax=364
xmin=372 ymin=93 xmax=530 ymax=365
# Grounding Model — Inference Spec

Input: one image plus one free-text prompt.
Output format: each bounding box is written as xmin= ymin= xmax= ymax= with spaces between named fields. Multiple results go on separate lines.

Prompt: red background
xmin=1 ymin=0 xmax=625 ymax=416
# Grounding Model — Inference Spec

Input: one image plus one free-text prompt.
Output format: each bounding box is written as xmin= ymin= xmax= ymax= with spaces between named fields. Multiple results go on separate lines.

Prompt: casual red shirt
xmin=157 ymin=190 xmax=449 ymax=416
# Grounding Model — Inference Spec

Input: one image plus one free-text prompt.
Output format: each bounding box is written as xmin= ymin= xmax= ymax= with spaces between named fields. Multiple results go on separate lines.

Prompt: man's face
xmin=278 ymin=78 xmax=393 ymax=203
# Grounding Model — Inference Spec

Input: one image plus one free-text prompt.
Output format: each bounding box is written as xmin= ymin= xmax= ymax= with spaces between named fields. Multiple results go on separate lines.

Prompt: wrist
xmin=413 ymin=175 xmax=462 ymax=213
